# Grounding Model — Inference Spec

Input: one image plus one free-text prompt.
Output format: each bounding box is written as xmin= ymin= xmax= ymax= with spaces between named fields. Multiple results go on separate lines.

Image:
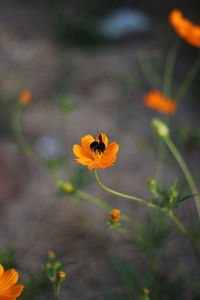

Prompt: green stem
xmin=164 ymin=136 xmax=200 ymax=218
xmin=55 ymin=283 xmax=61 ymax=300
xmin=138 ymin=54 xmax=159 ymax=89
xmin=166 ymin=211 xmax=200 ymax=260
xmin=77 ymin=190 xmax=140 ymax=229
xmin=162 ymin=42 xmax=180 ymax=97
xmin=94 ymin=169 xmax=155 ymax=208
xmin=93 ymin=169 xmax=200 ymax=260
xmin=175 ymin=59 xmax=200 ymax=102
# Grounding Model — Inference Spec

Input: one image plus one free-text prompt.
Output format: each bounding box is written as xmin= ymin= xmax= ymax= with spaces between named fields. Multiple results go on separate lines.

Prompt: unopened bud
xmin=45 ymin=263 xmax=52 ymax=270
xmin=110 ymin=209 xmax=121 ymax=224
xmin=19 ymin=90 xmax=32 ymax=105
xmin=57 ymin=181 xmax=74 ymax=193
xmin=141 ymin=288 xmax=150 ymax=295
xmin=47 ymin=251 xmax=56 ymax=260
xmin=147 ymin=179 xmax=157 ymax=192
xmin=57 ymin=271 xmax=66 ymax=282
xmin=152 ymin=118 xmax=169 ymax=138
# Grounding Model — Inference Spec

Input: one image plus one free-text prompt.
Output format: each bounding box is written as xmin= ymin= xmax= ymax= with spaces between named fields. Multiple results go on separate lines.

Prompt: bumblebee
xmin=90 ymin=134 xmax=106 ymax=153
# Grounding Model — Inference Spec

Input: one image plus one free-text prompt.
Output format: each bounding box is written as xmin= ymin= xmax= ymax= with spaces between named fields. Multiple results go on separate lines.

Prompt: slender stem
xmin=93 ymin=169 xmax=200 ymax=260
xmin=166 ymin=211 xmax=200 ymax=260
xmin=164 ymin=136 xmax=200 ymax=218
xmin=94 ymin=169 xmax=156 ymax=207
xmin=175 ymin=59 xmax=200 ymax=102
xmin=77 ymin=190 xmax=140 ymax=229
xmin=55 ymin=283 xmax=61 ymax=300
xmin=138 ymin=54 xmax=159 ymax=89
xmin=162 ymin=42 xmax=180 ymax=97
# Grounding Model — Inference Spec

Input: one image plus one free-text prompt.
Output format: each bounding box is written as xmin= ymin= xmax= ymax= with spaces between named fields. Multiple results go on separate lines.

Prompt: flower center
xmin=90 ymin=134 xmax=106 ymax=154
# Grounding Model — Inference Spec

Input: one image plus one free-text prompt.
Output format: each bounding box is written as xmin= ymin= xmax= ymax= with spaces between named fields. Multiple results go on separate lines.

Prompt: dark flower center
xmin=90 ymin=134 xmax=106 ymax=153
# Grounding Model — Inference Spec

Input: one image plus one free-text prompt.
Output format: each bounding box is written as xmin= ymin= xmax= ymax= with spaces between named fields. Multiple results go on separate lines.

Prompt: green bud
xmin=53 ymin=261 xmax=61 ymax=272
xmin=152 ymin=118 xmax=169 ymax=138
xmin=47 ymin=251 xmax=56 ymax=260
xmin=44 ymin=262 xmax=52 ymax=270
xmin=56 ymin=181 xmax=74 ymax=193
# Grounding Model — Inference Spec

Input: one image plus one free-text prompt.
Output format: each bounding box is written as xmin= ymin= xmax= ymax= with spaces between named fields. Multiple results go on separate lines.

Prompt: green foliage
xmin=108 ymin=256 xmax=141 ymax=299
xmin=20 ymin=270 xmax=50 ymax=300
xmin=56 ymin=93 xmax=74 ymax=114
xmin=0 ymin=98 xmax=19 ymax=137
xmin=148 ymin=182 xmax=192 ymax=211
xmin=69 ymin=166 xmax=92 ymax=190
xmin=46 ymin=157 xmax=65 ymax=173
xmin=0 ymin=245 xmax=18 ymax=269
xmin=133 ymin=212 xmax=171 ymax=255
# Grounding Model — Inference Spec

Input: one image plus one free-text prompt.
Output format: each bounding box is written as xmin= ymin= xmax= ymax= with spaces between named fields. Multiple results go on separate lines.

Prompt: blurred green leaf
xmin=56 ymin=93 xmax=74 ymax=114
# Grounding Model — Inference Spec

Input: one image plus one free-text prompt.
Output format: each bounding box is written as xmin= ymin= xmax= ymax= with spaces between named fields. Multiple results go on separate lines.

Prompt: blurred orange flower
xmin=0 ymin=264 xmax=24 ymax=300
xmin=19 ymin=90 xmax=32 ymax=104
xmin=169 ymin=9 xmax=200 ymax=48
xmin=144 ymin=90 xmax=177 ymax=114
xmin=110 ymin=209 xmax=121 ymax=224
xmin=73 ymin=133 xmax=119 ymax=170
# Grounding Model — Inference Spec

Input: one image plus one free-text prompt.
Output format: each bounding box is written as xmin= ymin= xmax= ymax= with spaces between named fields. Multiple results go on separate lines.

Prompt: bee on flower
xmin=72 ymin=133 xmax=119 ymax=170
xmin=0 ymin=264 xmax=24 ymax=299
xmin=144 ymin=90 xmax=177 ymax=114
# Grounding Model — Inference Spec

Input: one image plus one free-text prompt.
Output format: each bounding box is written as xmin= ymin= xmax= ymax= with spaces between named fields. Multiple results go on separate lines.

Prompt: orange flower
xmin=144 ymin=90 xmax=177 ymax=114
xmin=19 ymin=90 xmax=32 ymax=104
xmin=110 ymin=209 xmax=121 ymax=224
xmin=0 ymin=264 xmax=24 ymax=300
xmin=169 ymin=9 xmax=200 ymax=48
xmin=73 ymin=133 xmax=119 ymax=170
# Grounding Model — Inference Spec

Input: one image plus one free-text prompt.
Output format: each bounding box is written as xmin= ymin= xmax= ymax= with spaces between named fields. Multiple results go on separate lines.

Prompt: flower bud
xmin=57 ymin=271 xmax=66 ymax=282
xmin=110 ymin=209 xmax=121 ymax=224
xmin=141 ymin=288 xmax=150 ymax=295
xmin=19 ymin=90 xmax=32 ymax=105
xmin=56 ymin=181 xmax=74 ymax=193
xmin=152 ymin=118 xmax=169 ymax=138
xmin=147 ymin=179 xmax=157 ymax=194
xmin=47 ymin=251 xmax=56 ymax=260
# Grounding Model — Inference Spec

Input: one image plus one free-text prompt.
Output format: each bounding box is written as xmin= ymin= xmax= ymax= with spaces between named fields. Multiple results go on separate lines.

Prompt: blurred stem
xmin=138 ymin=54 xmax=159 ymax=89
xmin=94 ymin=169 xmax=155 ymax=207
xmin=13 ymin=108 xmax=39 ymax=164
xmin=164 ymin=136 xmax=200 ymax=218
xmin=54 ymin=282 xmax=61 ymax=300
xmin=166 ymin=211 xmax=200 ymax=260
xmin=77 ymin=190 xmax=140 ymax=230
xmin=163 ymin=42 xmax=180 ymax=97
xmin=175 ymin=59 xmax=200 ymax=101
xmin=93 ymin=169 xmax=200 ymax=260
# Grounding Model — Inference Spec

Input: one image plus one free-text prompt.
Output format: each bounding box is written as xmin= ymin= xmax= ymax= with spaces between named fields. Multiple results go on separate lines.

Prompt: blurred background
xmin=0 ymin=0 xmax=200 ymax=299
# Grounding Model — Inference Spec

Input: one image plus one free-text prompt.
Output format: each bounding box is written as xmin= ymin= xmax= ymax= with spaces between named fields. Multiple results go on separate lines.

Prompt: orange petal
xmin=0 ymin=269 xmax=19 ymax=290
xmin=0 ymin=266 xmax=4 ymax=281
xmin=0 ymin=296 xmax=16 ymax=300
xmin=72 ymin=144 xmax=92 ymax=160
xmin=87 ymin=161 xmax=100 ymax=170
xmin=103 ymin=142 xmax=119 ymax=160
xmin=81 ymin=135 xmax=94 ymax=157
xmin=75 ymin=157 xmax=93 ymax=166
xmin=0 ymin=284 xmax=24 ymax=297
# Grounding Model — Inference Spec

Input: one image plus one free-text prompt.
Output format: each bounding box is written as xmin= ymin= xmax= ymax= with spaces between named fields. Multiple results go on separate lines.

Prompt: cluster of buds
xmin=45 ymin=250 xmax=66 ymax=289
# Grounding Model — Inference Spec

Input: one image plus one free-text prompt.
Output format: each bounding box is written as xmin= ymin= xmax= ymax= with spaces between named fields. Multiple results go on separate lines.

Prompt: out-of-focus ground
xmin=0 ymin=1 xmax=200 ymax=299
